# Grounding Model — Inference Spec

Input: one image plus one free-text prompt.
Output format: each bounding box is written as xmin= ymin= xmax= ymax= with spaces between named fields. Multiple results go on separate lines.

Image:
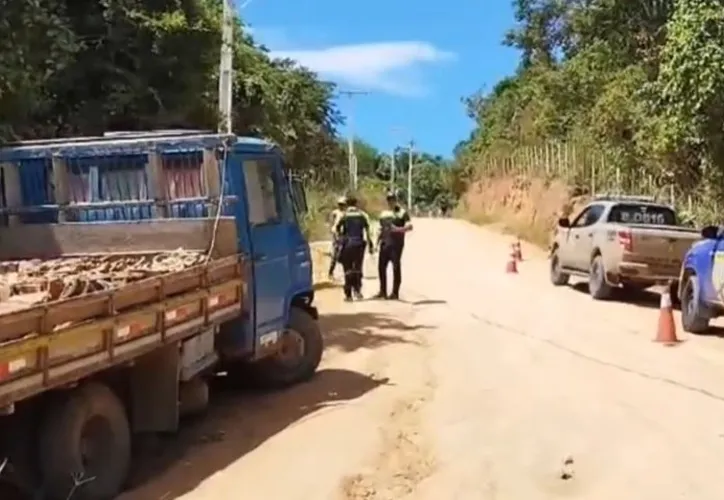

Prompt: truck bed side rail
xmin=0 ymin=254 xmax=246 ymax=408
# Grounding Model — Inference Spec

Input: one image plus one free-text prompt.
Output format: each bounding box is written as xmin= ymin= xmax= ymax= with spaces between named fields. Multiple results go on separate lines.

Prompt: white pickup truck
xmin=549 ymin=195 xmax=701 ymax=301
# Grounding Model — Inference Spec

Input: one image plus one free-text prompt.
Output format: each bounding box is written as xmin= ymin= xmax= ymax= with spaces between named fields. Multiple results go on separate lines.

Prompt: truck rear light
xmin=618 ymin=230 xmax=633 ymax=251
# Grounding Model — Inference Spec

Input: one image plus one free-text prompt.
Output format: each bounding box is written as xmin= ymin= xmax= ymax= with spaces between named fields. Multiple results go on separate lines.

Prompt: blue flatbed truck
xmin=0 ymin=131 xmax=321 ymax=499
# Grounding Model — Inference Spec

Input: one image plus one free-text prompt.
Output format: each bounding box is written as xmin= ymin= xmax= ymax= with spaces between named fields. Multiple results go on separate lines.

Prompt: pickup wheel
xmin=681 ymin=274 xmax=710 ymax=333
xmin=549 ymin=249 xmax=569 ymax=286
xmin=589 ymin=255 xmax=614 ymax=300
xmin=38 ymin=383 xmax=131 ymax=500
xmin=250 ymin=307 xmax=324 ymax=389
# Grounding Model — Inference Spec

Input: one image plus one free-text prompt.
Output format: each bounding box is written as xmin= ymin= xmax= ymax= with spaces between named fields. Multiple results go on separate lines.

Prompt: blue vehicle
xmin=678 ymin=224 xmax=724 ymax=333
xmin=0 ymin=131 xmax=321 ymax=499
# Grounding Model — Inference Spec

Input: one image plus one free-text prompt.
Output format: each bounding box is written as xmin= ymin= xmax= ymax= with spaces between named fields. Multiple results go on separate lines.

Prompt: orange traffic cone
xmin=655 ymin=289 xmax=679 ymax=346
xmin=513 ymin=240 xmax=523 ymax=261
xmin=506 ymin=252 xmax=518 ymax=273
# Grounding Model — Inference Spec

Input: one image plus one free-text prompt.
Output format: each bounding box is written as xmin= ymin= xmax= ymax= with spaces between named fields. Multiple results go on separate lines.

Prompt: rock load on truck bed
xmin=0 ymin=249 xmax=206 ymax=314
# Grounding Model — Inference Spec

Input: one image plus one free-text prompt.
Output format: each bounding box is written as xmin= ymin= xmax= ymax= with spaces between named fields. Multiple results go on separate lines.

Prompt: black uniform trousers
xmin=339 ymin=240 xmax=366 ymax=297
xmin=378 ymin=242 xmax=404 ymax=296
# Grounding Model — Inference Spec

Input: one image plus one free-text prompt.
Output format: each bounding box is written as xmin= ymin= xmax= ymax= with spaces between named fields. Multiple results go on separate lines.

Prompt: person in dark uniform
xmin=375 ymin=190 xmax=413 ymax=300
xmin=439 ymin=198 xmax=450 ymax=217
xmin=334 ymin=194 xmax=373 ymax=301
xmin=328 ymin=196 xmax=347 ymax=279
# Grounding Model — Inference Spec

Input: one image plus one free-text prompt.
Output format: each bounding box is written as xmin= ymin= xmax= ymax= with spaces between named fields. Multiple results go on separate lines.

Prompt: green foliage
xmin=0 ymin=0 xmax=455 ymax=241
xmin=0 ymin=0 xmax=342 ymax=179
xmin=456 ymin=0 xmax=724 ymax=220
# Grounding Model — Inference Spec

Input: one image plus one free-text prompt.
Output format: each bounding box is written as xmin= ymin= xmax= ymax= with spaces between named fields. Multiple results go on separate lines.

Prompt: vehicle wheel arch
xmin=590 ymin=247 xmax=602 ymax=261
xmin=679 ymin=267 xmax=696 ymax=299
xmin=680 ymin=269 xmax=711 ymax=333
xmin=290 ymin=291 xmax=317 ymax=319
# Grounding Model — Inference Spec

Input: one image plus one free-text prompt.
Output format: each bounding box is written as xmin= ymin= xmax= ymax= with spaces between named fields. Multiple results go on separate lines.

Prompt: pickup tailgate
xmin=623 ymin=224 xmax=700 ymax=276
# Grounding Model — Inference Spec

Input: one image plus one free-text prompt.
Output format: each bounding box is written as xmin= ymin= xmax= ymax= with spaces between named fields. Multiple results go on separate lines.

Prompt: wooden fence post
xmin=202 ymin=148 xmax=221 ymax=216
xmin=1 ymin=163 xmax=21 ymax=226
xmin=145 ymin=152 xmax=167 ymax=218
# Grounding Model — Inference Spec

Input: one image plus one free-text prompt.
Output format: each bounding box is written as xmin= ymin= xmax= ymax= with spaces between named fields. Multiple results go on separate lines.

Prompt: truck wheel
xmin=681 ymin=274 xmax=710 ymax=333
xmin=589 ymin=255 xmax=613 ymax=300
xmin=549 ymin=249 xmax=569 ymax=286
xmin=251 ymin=307 xmax=323 ymax=389
xmin=38 ymin=383 xmax=131 ymax=500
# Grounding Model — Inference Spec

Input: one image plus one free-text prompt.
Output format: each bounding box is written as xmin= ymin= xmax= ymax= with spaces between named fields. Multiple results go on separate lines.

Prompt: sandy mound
xmin=458 ymin=175 xmax=588 ymax=247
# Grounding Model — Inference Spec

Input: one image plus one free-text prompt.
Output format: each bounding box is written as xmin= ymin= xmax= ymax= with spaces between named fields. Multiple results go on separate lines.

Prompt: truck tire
xmin=549 ymin=249 xmax=569 ymax=286
xmin=668 ymin=280 xmax=681 ymax=309
xmin=38 ymin=383 xmax=131 ymax=500
xmin=589 ymin=255 xmax=613 ymax=300
xmin=680 ymin=274 xmax=710 ymax=333
xmin=251 ymin=306 xmax=323 ymax=389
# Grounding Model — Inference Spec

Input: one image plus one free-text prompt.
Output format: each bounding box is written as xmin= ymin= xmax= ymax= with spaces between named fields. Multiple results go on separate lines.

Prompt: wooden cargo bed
xmin=0 ymin=218 xmax=245 ymax=407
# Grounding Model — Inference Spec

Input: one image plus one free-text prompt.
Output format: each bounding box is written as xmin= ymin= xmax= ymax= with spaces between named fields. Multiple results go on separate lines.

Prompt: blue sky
xmin=239 ymin=0 xmax=520 ymax=158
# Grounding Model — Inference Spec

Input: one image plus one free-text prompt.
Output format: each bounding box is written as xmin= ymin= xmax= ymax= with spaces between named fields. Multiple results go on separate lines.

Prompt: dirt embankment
xmin=458 ymin=175 xmax=589 ymax=247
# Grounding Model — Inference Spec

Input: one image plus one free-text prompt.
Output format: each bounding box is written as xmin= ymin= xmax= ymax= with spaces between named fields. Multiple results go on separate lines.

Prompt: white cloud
xmin=271 ymin=41 xmax=455 ymax=97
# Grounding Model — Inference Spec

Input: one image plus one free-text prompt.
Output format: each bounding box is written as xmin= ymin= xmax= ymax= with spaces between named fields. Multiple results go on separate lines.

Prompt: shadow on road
xmin=570 ymin=282 xmax=667 ymax=310
xmin=405 ymin=299 xmax=447 ymax=306
xmin=320 ymin=311 xmax=431 ymax=352
xmin=124 ymin=368 xmax=390 ymax=499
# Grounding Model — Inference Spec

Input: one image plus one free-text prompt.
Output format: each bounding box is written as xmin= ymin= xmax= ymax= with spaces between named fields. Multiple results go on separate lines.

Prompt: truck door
xmin=572 ymin=204 xmax=605 ymax=269
xmin=241 ymin=154 xmax=290 ymax=335
xmin=560 ymin=206 xmax=591 ymax=270
xmin=708 ymin=236 xmax=724 ymax=306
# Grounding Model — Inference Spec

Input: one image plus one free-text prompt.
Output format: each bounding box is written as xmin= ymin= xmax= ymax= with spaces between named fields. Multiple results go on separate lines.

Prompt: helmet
xmin=336 ymin=196 xmax=347 ymax=205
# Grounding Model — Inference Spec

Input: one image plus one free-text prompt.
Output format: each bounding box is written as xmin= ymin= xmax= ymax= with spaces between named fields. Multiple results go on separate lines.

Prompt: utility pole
xmin=407 ymin=140 xmax=414 ymax=209
xmin=338 ymin=90 xmax=369 ymax=190
xmin=218 ymin=0 xmax=235 ymax=134
xmin=390 ymin=150 xmax=396 ymax=188
xmin=389 ymin=126 xmax=406 ymax=190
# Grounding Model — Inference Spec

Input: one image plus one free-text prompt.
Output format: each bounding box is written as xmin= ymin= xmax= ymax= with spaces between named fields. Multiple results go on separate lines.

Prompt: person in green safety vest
xmin=334 ymin=194 xmax=374 ymax=301
xmin=374 ymin=190 xmax=413 ymax=300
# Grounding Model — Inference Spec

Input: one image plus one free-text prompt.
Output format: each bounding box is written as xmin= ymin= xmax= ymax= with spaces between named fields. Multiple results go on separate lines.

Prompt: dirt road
xmin=124 ymin=219 xmax=724 ymax=500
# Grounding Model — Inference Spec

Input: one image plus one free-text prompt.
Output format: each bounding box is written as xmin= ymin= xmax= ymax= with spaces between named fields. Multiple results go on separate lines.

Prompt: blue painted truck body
xmin=0 ymin=132 xmax=315 ymax=359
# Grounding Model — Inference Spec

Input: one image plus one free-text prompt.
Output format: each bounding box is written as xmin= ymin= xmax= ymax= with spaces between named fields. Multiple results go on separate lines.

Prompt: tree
xmin=0 ymin=0 xmax=342 ymax=183
xmin=455 ymin=0 xmax=724 ymax=212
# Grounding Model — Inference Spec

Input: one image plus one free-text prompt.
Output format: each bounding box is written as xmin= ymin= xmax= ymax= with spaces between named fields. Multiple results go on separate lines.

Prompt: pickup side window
xmin=243 ymin=158 xmax=280 ymax=225
xmin=572 ymin=205 xmax=604 ymax=228
xmin=607 ymin=204 xmax=677 ymax=225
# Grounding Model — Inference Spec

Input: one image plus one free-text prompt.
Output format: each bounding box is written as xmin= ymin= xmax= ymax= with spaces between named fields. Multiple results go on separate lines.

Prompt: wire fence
xmin=474 ymin=142 xmax=721 ymax=225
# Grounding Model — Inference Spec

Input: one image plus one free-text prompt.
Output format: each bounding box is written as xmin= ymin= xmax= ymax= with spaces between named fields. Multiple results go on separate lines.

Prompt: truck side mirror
xmin=558 ymin=217 xmax=570 ymax=228
xmin=290 ymin=177 xmax=307 ymax=214
xmin=701 ymin=225 xmax=718 ymax=239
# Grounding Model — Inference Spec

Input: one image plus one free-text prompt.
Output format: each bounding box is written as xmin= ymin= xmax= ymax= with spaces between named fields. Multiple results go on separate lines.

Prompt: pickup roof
xmin=549 ymin=196 xmax=700 ymax=300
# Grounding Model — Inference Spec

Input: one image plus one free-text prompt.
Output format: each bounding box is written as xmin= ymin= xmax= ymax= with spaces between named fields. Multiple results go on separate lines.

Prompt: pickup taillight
xmin=618 ymin=230 xmax=633 ymax=252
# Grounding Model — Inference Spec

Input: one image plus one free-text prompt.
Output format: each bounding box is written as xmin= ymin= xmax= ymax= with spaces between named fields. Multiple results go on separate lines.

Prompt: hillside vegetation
xmin=454 ymin=0 xmax=724 ymax=241
xmin=0 ymin=0 xmax=456 ymax=240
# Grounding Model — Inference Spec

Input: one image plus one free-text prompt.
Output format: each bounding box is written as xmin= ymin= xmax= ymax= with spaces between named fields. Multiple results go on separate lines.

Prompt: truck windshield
xmin=608 ymin=204 xmax=677 ymax=225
